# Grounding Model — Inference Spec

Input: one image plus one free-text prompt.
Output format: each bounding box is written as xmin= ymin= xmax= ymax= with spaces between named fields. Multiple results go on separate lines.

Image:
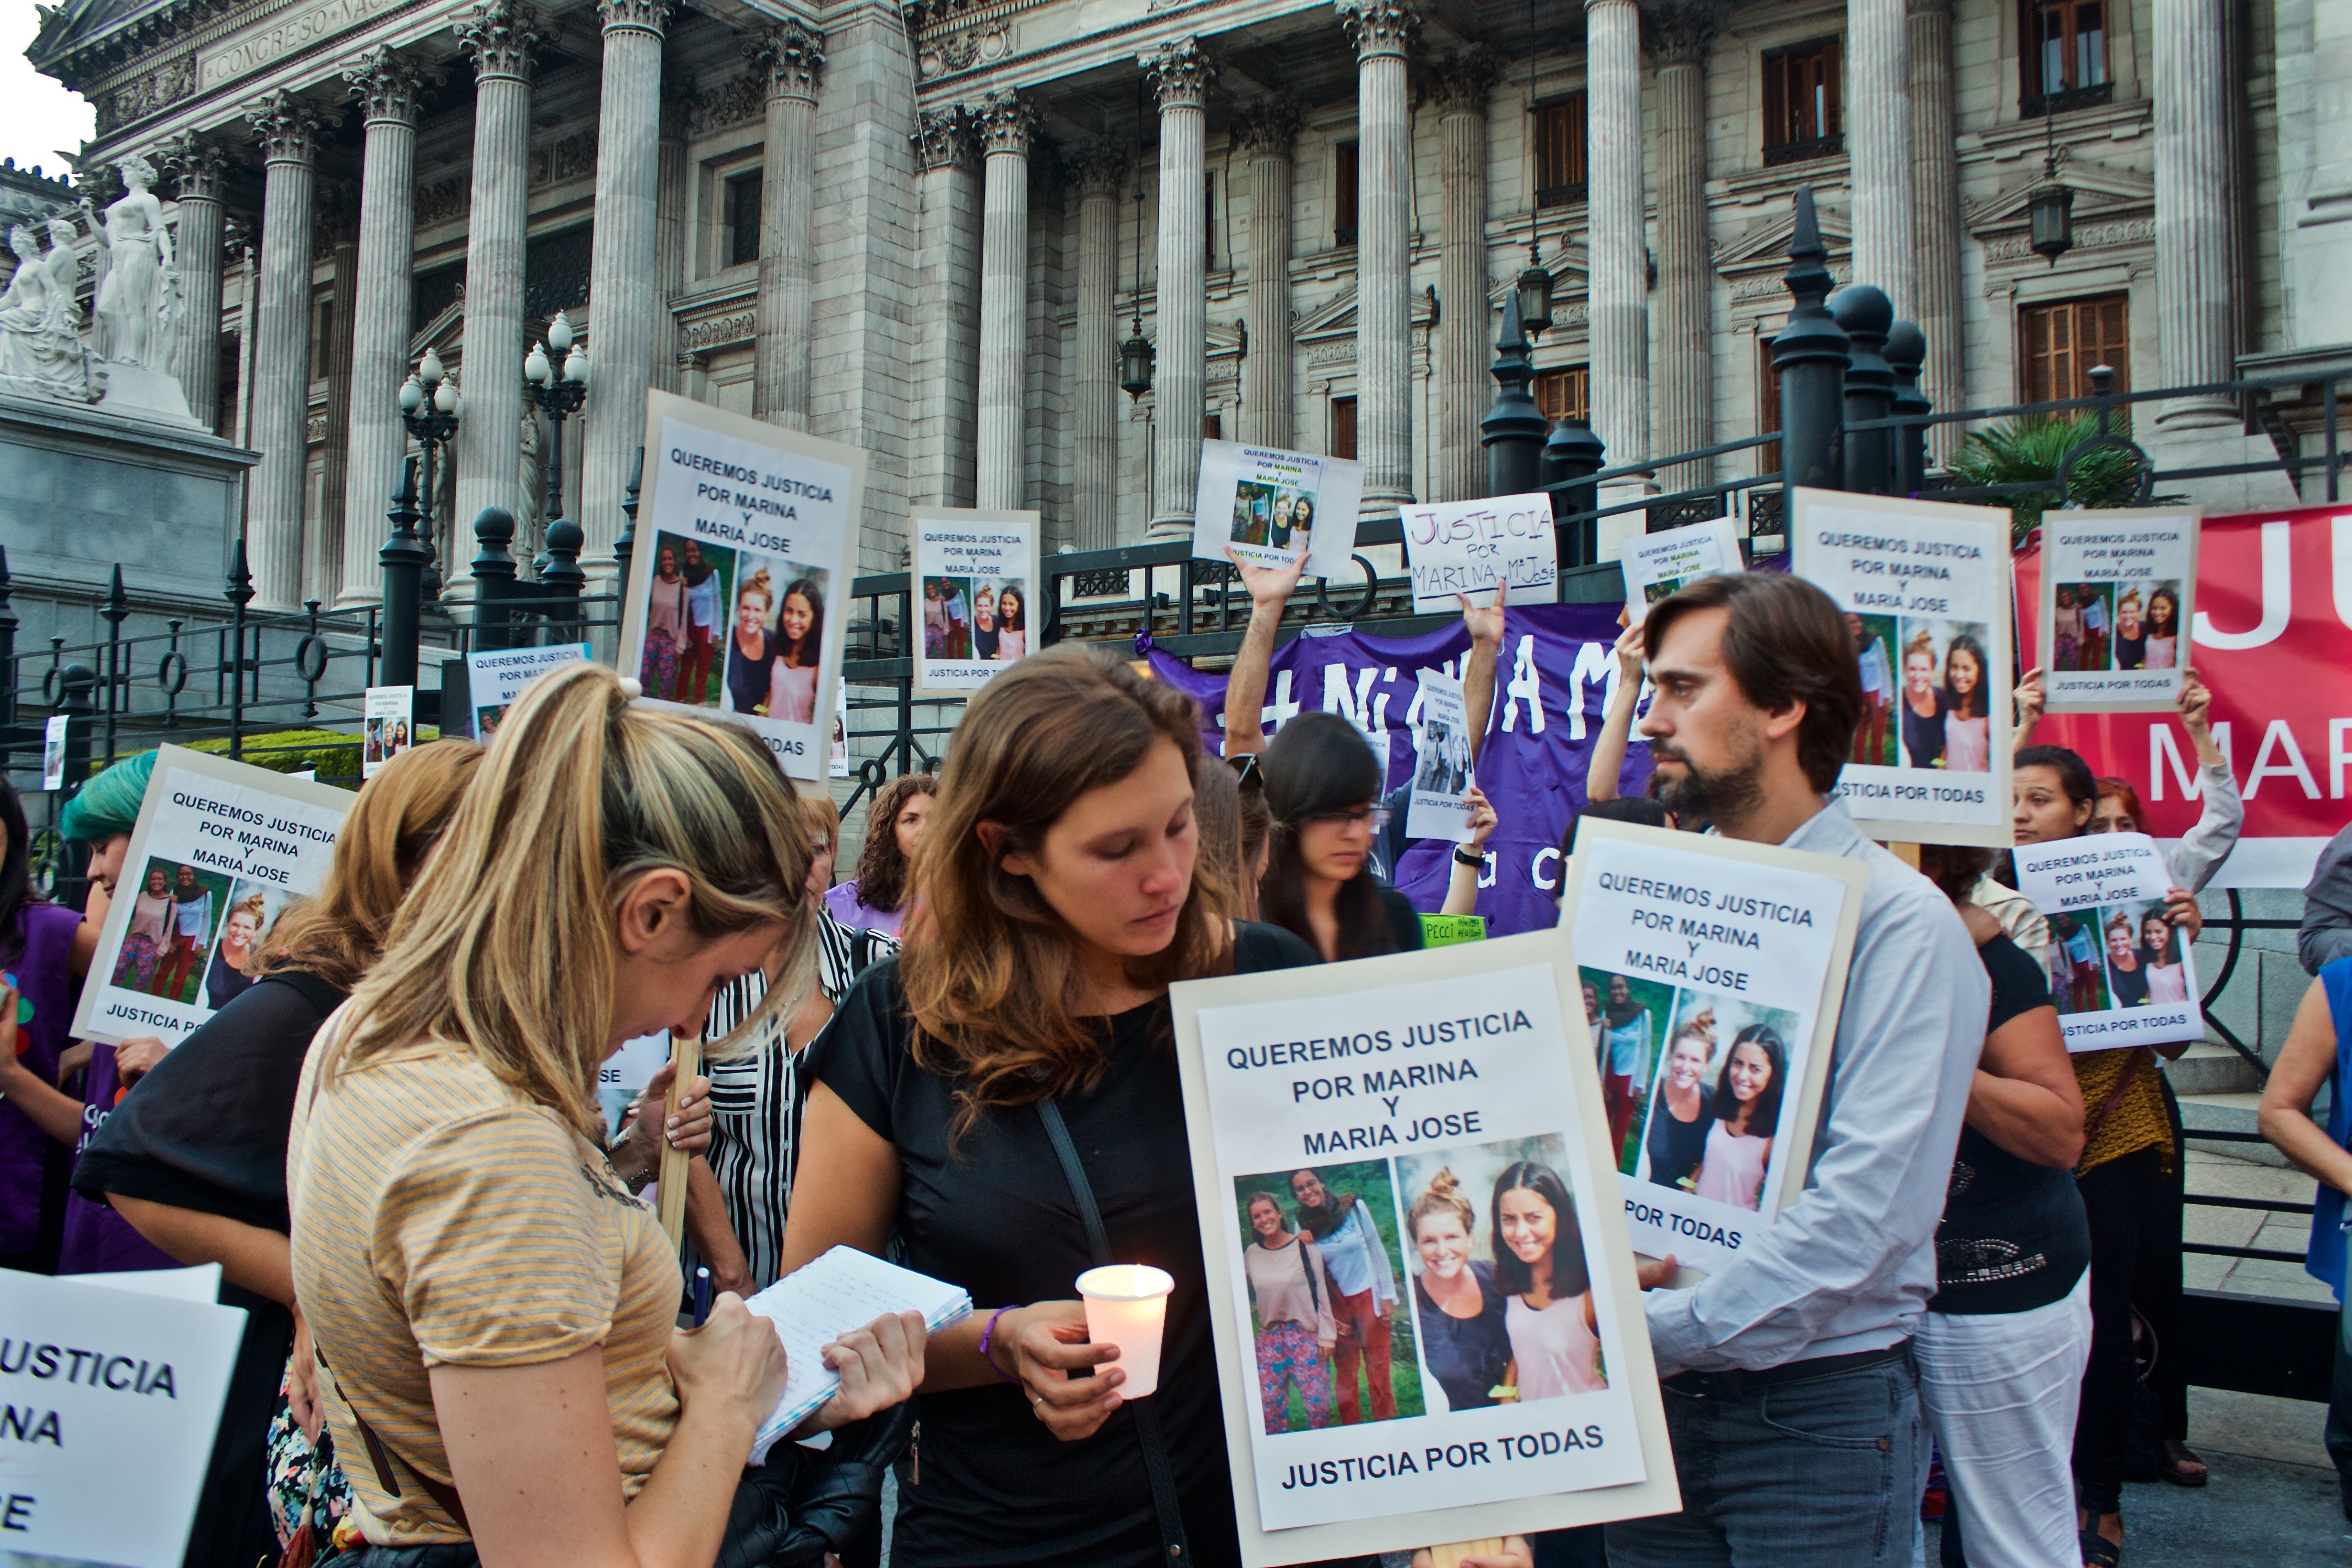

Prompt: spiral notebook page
xmin=743 ymin=1244 xmax=972 ymax=1462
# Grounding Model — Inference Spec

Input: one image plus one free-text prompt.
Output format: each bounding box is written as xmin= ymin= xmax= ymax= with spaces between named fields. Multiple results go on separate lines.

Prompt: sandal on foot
xmin=2080 ymin=1527 xmax=2121 ymax=1567
xmin=2158 ymin=1439 xmax=2209 ymax=1487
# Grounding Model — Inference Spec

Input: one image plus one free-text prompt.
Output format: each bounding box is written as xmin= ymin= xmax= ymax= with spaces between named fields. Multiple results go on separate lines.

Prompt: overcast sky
xmin=0 ymin=7 xmax=96 ymax=183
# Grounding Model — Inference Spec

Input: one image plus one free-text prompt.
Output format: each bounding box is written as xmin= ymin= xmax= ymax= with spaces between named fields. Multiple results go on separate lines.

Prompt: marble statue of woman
xmin=0 ymin=222 xmax=92 ymax=401
xmin=83 ymin=153 xmax=181 ymax=374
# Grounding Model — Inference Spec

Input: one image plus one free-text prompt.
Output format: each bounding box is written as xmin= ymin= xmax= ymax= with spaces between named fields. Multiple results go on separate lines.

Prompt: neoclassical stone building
xmin=20 ymin=0 xmax=2351 ymax=610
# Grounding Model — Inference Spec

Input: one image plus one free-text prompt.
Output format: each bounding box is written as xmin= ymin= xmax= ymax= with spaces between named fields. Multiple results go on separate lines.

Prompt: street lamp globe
xmin=524 ymin=341 xmax=552 ymax=386
xmin=399 ymin=374 xmax=423 ymax=413
xmin=420 ymin=347 xmax=445 ymax=385
xmin=563 ymin=342 xmax=589 ymax=385
xmin=548 ymin=310 xmax=574 ymax=353
xmin=1119 ymin=329 xmax=1155 ymax=401
xmin=1515 ymin=262 xmax=1554 ymax=342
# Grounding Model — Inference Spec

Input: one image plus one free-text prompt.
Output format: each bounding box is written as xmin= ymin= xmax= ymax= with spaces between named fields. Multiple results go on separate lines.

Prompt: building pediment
xmin=1293 ymin=282 xmax=1437 ymax=346
xmin=1965 ymin=155 xmax=2153 ymax=236
xmin=1717 ymin=204 xmax=1852 ymax=275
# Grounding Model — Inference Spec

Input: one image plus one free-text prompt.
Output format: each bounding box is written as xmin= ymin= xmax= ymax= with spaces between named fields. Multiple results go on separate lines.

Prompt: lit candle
xmin=1075 ymin=1264 xmax=1175 ymax=1399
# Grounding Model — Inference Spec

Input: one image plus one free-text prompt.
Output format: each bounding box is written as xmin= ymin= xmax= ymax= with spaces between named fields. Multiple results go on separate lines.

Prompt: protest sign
xmin=0 ymin=1266 xmax=249 ymax=1567
xmin=1194 ymin=440 xmax=1365 ymax=580
xmin=1621 ymin=517 xmax=1740 ymax=627
xmin=831 ymin=683 xmax=851 ymax=778
xmin=1792 ymin=488 xmax=2014 ymax=846
xmin=2035 ymin=508 xmax=2199 ymax=715
xmin=1170 ymin=933 xmax=1679 ymax=1564
xmin=622 ymin=389 xmax=865 ymax=779
xmin=912 ymin=508 xmax=1041 ymax=694
xmin=41 ymin=714 xmax=67 ymax=791
xmin=600 ymin=1032 xmax=674 ymax=1144
xmin=70 ymin=747 xmax=350 ymax=1048
xmin=467 ymin=643 xmax=590 ymax=738
xmin=1404 ymin=668 xmax=1476 ymax=842
xmin=362 ymin=684 xmax=413 ymax=780
xmin=1561 ymin=818 xmax=1866 ymax=1275
xmin=2011 ymin=832 xmax=2204 ymax=1051
xmin=1401 ymin=493 xmax=1556 ymax=614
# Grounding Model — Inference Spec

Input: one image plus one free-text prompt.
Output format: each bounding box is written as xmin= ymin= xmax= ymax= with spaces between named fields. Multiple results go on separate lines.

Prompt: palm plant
xmin=1946 ymin=412 xmax=2148 ymax=545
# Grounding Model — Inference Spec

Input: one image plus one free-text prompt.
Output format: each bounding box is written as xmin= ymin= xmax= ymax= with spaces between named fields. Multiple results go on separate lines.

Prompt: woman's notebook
xmin=743 ymin=1244 xmax=973 ymax=1462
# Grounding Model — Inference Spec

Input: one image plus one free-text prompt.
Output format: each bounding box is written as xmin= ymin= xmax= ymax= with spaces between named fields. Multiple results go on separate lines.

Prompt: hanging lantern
xmin=1119 ymin=327 xmax=1156 ymax=401
xmin=1515 ymin=261 xmax=1554 ymax=342
xmin=2028 ymin=179 xmax=2075 ymax=265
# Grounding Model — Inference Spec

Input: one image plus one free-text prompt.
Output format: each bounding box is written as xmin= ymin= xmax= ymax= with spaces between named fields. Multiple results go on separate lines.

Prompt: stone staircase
xmin=2173 ymin=1041 xmax=2280 ymax=1166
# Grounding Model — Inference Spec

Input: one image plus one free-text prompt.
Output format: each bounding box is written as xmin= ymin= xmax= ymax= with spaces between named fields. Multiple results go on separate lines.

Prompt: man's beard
xmin=1653 ymin=744 xmax=1765 ymax=830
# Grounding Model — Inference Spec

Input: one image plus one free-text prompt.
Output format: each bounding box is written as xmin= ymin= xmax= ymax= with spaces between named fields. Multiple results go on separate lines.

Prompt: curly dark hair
xmin=853 ymin=773 xmax=938 ymax=914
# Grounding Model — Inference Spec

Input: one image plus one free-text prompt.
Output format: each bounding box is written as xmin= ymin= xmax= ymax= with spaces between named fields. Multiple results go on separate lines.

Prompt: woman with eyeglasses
xmin=1259 ymin=712 xmax=1424 ymax=962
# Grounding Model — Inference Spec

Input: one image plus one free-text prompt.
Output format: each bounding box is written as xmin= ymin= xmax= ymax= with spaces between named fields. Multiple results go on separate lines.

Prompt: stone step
xmin=2179 ymin=1090 xmax=2288 ymax=1167
xmin=2165 ymin=1042 xmax=2267 ymax=1098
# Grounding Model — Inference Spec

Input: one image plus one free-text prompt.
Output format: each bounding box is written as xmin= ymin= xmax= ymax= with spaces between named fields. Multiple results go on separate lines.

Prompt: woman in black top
xmin=785 ymin=647 xmax=1320 ymax=1568
xmin=1641 ymin=1019 xmax=1716 ymax=1189
xmin=1257 ymin=711 xmax=1424 ymax=961
xmin=1913 ymin=845 xmax=2093 ymax=1568
xmin=1404 ymin=1168 xmax=1511 ymax=1413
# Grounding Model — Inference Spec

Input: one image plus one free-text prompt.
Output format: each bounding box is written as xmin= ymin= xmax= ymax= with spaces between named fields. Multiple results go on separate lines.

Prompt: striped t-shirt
xmin=288 ymin=1023 xmax=682 ymax=1544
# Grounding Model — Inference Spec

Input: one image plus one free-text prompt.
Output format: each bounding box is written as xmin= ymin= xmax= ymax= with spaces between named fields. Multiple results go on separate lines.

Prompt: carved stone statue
xmin=72 ymin=153 xmax=199 ymax=427
xmin=0 ymin=220 xmax=92 ymax=401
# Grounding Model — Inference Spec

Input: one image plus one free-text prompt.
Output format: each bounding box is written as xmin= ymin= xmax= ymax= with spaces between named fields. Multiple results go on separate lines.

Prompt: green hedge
xmin=126 ymin=727 xmax=439 ymax=784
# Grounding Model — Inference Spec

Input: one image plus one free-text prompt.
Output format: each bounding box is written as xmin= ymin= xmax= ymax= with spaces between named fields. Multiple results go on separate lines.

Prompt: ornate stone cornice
xmin=660 ymin=70 xmax=699 ymax=140
xmin=1064 ymin=137 xmax=1128 ymax=195
xmin=1147 ymin=36 xmax=1216 ymax=110
xmin=597 ymin=0 xmax=672 ymax=38
xmin=1337 ymin=0 xmax=1419 ymax=62
xmin=1643 ymin=0 xmax=1716 ymax=66
xmin=747 ymin=21 xmax=825 ymax=103
xmin=1230 ymin=94 xmax=1304 ymax=156
xmin=160 ymin=129 xmax=231 ymax=202
xmin=458 ymin=0 xmax=544 ymax=85
xmin=244 ymin=90 xmax=327 ymax=165
xmin=912 ymin=105 xmax=976 ymax=171
xmin=975 ymin=89 xmax=1035 ymax=157
xmin=1421 ymin=44 xmax=1499 ymax=113
xmin=343 ymin=46 xmax=437 ymax=126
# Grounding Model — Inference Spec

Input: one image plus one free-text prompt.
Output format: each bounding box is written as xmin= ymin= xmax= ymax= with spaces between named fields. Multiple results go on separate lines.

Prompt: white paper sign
xmin=41 ymin=714 xmax=67 ymax=792
xmin=1564 ymin=820 xmax=1865 ymax=1275
xmin=362 ymin=684 xmax=413 ymax=780
xmin=2011 ymin=832 xmax=2204 ymax=1051
xmin=621 ymin=389 xmax=867 ymax=780
xmin=1404 ymin=668 xmax=1475 ymax=842
xmin=1170 ymin=935 xmax=1681 ymax=1562
xmin=1192 ymin=440 xmax=1365 ymax=580
xmin=1791 ymin=489 xmax=2015 ymax=847
xmin=69 ymin=747 xmax=352 ymax=1048
xmin=912 ymin=509 xmax=1041 ymax=694
xmin=2038 ymin=508 xmax=2200 ymax=714
xmin=1621 ymin=516 xmax=1740 ymax=627
xmin=599 ymin=1032 xmax=675 ymax=1143
xmin=1401 ymin=493 xmax=1557 ymax=614
xmin=468 ymin=643 xmax=591 ymax=738
xmin=830 ymin=682 xmax=851 ymax=779
xmin=0 ymin=1266 xmax=249 ymax=1568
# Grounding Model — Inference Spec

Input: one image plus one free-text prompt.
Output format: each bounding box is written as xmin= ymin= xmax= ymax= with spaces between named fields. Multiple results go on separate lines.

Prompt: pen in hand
xmin=694 ymin=1265 xmax=713 ymax=1326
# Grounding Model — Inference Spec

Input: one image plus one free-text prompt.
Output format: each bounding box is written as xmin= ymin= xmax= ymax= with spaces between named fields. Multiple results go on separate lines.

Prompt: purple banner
xmin=1150 ymin=603 xmax=1646 ymax=936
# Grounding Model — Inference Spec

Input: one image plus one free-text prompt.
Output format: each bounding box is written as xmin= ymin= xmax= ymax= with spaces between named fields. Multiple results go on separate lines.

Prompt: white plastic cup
xmin=1075 ymin=1264 xmax=1175 ymax=1398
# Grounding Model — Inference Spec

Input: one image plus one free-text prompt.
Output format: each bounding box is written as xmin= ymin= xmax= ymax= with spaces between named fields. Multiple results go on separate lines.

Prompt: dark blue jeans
xmin=1605 ymin=1358 xmax=1926 ymax=1567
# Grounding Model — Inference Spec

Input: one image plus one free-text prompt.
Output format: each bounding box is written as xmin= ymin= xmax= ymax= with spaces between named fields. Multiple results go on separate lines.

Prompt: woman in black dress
xmin=1641 ymin=1017 xmax=1716 ymax=1190
xmin=1404 ymin=1167 xmax=1511 ymax=1413
xmin=783 ymin=646 xmax=1319 ymax=1568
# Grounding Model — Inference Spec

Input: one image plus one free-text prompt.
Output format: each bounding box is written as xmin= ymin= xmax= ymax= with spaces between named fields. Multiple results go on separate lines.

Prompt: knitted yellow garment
xmin=2075 ymin=1046 xmax=2174 ymax=1174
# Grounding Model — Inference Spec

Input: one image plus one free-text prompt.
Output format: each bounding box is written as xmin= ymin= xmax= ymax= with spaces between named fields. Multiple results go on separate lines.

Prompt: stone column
xmin=1427 ymin=53 xmax=1493 ymax=503
xmin=242 ymin=92 xmax=324 ymax=611
xmin=1908 ymin=0 xmax=1964 ymax=461
xmin=1586 ymin=0 xmax=1649 ymax=471
xmin=161 ymin=133 xmax=230 ymax=432
xmin=1651 ymin=7 xmax=1712 ymax=487
xmin=336 ymin=47 xmax=429 ymax=606
xmin=1068 ymin=139 xmax=1125 ymax=551
xmin=453 ymin=0 xmax=542 ymax=532
xmin=909 ymin=107 xmax=979 ymax=509
xmin=652 ymin=78 xmax=694 ymax=395
xmin=1340 ymin=0 xmax=1418 ymax=513
xmin=972 ymin=89 xmax=1035 ymax=511
xmin=1233 ymin=98 xmax=1300 ymax=455
xmin=1145 ymin=39 xmax=1215 ymax=537
xmin=582 ymin=0 xmax=669 ymax=571
xmin=750 ymin=22 xmax=822 ymax=428
xmin=315 ymin=214 xmax=357 ymax=605
xmin=1846 ymin=0 xmax=1915 ymax=315
xmin=2153 ymin=0 xmax=2236 ymax=426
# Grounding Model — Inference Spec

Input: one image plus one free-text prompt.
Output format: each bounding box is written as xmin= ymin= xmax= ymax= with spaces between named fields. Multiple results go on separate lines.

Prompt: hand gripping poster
xmin=622 ymin=389 xmax=865 ymax=780
xmin=1401 ymin=493 xmax=1558 ymax=614
xmin=1560 ymin=818 xmax=1866 ymax=1276
xmin=71 ymin=746 xmax=352 ymax=1047
xmin=1792 ymin=488 xmax=2015 ymax=846
xmin=1194 ymin=440 xmax=1366 ymax=581
xmin=2010 ymin=832 xmax=2204 ymax=1051
xmin=911 ymin=508 xmax=1042 ymax=694
xmin=1171 ymin=933 xmax=1680 ymax=1565
xmin=1620 ymin=516 xmax=1741 ymax=627
xmin=2035 ymin=507 xmax=2200 ymax=714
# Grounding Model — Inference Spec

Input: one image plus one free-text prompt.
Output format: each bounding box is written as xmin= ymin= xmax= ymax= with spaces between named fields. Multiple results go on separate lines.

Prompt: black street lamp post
xmin=522 ymin=310 xmax=591 ymax=526
xmin=398 ymin=347 xmax=461 ymax=600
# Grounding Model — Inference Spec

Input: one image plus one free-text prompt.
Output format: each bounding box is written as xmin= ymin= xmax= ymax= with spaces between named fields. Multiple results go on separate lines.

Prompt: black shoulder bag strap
xmin=1036 ymin=1097 xmax=1194 ymax=1566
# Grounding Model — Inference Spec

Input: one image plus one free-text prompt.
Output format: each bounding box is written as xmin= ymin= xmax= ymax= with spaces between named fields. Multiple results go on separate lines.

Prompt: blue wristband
xmin=978 ymin=1305 xmax=1022 ymax=1382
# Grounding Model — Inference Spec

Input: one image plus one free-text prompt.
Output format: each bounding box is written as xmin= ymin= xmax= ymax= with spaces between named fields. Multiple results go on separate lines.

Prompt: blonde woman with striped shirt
xmin=289 ymin=663 xmax=925 ymax=1568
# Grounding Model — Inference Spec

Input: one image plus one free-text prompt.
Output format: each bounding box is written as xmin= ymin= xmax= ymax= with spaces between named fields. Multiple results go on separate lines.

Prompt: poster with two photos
xmin=619 ymin=389 xmax=866 ymax=780
xmin=2035 ymin=508 xmax=2201 ymax=714
xmin=1193 ymin=440 xmax=1365 ymax=581
xmin=71 ymin=746 xmax=352 ymax=1047
xmin=2010 ymin=832 xmax=2204 ymax=1050
xmin=912 ymin=508 xmax=1041 ymax=695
